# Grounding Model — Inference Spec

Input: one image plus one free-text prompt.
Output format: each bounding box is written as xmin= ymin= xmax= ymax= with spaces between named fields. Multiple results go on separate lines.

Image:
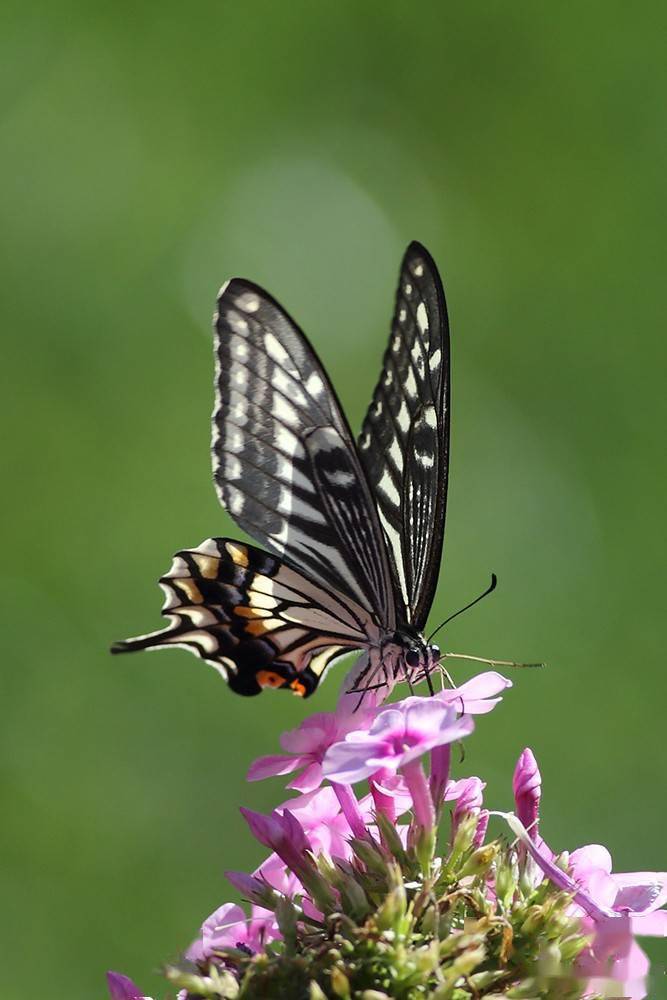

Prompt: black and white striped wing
xmin=213 ymin=278 xmax=395 ymax=627
xmin=111 ymin=539 xmax=369 ymax=698
xmin=358 ymin=242 xmax=450 ymax=631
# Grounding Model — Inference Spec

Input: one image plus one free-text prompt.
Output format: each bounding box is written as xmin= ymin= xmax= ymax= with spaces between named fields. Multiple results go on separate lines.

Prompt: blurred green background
xmin=2 ymin=2 xmax=665 ymax=997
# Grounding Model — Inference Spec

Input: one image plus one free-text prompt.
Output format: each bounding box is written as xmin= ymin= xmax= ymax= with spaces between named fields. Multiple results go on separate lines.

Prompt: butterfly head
xmin=394 ymin=629 xmax=441 ymax=686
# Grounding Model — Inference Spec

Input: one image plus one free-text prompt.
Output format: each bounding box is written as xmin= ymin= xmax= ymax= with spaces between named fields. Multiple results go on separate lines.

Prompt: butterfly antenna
xmin=427 ymin=573 xmax=498 ymax=644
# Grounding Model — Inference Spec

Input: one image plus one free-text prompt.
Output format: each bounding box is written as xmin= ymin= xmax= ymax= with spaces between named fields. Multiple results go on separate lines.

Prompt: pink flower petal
xmin=287 ymin=760 xmax=324 ymax=793
xmin=631 ymin=910 xmax=667 ymax=937
xmin=247 ymin=753 xmax=303 ymax=782
xmin=106 ymin=972 xmax=146 ymax=1000
xmin=280 ymin=714 xmax=333 ymax=754
xmin=445 ymin=671 xmax=512 ymax=701
xmin=323 ymin=737 xmax=389 ymax=783
xmin=613 ymin=872 xmax=667 ymax=913
xmin=570 ymin=844 xmax=614 ymax=877
xmin=615 ymin=881 xmax=665 ymax=915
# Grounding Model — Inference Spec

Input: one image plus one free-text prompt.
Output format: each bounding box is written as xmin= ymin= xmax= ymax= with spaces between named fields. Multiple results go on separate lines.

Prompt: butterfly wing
xmin=213 ymin=278 xmax=396 ymax=629
xmin=111 ymin=538 xmax=370 ymax=697
xmin=358 ymin=242 xmax=450 ymax=630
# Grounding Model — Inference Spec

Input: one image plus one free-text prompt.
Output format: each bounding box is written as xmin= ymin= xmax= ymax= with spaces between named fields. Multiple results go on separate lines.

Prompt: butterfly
xmin=112 ymin=242 xmax=453 ymax=699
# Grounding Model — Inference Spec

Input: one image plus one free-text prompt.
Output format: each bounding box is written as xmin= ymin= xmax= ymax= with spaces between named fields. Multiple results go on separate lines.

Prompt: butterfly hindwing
xmin=358 ymin=241 xmax=450 ymax=630
xmin=212 ymin=279 xmax=395 ymax=628
xmin=111 ymin=538 xmax=369 ymax=697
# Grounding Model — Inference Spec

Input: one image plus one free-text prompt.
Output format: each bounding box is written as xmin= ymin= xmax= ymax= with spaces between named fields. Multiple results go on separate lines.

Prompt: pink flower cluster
xmin=506 ymin=750 xmax=666 ymax=998
xmin=108 ymin=671 xmax=665 ymax=1000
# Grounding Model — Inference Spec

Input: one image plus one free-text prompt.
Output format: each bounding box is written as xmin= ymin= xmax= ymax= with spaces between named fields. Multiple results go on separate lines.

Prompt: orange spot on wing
xmin=290 ymin=679 xmax=307 ymax=697
xmin=192 ymin=554 xmax=219 ymax=579
xmin=225 ymin=542 xmax=249 ymax=568
xmin=257 ymin=670 xmax=286 ymax=689
xmin=174 ymin=578 xmax=204 ymax=604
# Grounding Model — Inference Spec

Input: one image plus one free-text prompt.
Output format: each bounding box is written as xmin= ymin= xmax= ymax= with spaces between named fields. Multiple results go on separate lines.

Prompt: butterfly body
xmin=113 ymin=242 xmax=453 ymax=702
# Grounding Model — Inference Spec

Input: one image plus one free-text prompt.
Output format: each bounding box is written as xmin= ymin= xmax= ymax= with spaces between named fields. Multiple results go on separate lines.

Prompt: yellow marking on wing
xmin=245 ymin=618 xmax=284 ymax=636
xmin=309 ymin=645 xmax=345 ymax=677
xmin=174 ymin=578 xmax=204 ymax=604
xmin=192 ymin=554 xmax=220 ymax=579
xmin=234 ymin=606 xmax=271 ymax=619
xmin=225 ymin=542 xmax=249 ymax=568
xmin=247 ymin=588 xmax=279 ymax=611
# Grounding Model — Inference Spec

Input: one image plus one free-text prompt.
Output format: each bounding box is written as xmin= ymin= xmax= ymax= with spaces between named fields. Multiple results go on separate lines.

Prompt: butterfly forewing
xmin=213 ymin=279 xmax=395 ymax=627
xmin=358 ymin=242 xmax=450 ymax=630
xmin=111 ymin=538 xmax=369 ymax=697
xmin=113 ymin=243 xmax=450 ymax=698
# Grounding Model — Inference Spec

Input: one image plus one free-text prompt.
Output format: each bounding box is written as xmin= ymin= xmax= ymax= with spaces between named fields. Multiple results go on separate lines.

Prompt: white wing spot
xmin=326 ymin=469 xmax=355 ymax=488
xmin=192 ymin=538 xmax=221 ymax=556
xmin=405 ymin=368 xmax=417 ymax=397
xmin=277 ymin=486 xmax=294 ymax=514
xmin=392 ymin=333 xmax=401 ymax=352
xmin=276 ymin=425 xmax=299 ymax=456
xmin=416 ymin=303 xmax=428 ymax=334
xmin=232 ymin=338 xmax=249 ymax=359
xmin=164 ymin=556 xmax=189 ymax=579
xmin=388 ymin=437 xmax=403 ymax=470
xmin=397 ymin=400 xmax=410 ymax=432
xmin=430 ymin=348 xmax=441 ymax=369
xmin=228 ymin=312 xmax=249 ymax=335
xmin=383 ymin=369 xmax=393 ymax=387
xmin=372 ymin=399 xmax=382 ymax=417
xmin=271 ymin=393 xmax=300 ymax=427
xmin=231 ymin=398 xmax=248 ymax=425
xmin=225 ymin=426 xmax=244 ymax=453
xmin=399 ymin=307 xmax=407 ymax=323
xmin=225 ymin=455 xmax=242 ymax=479
xmin=359 ymin=431 xmax=370 ymax=449
xmin=404 ymin=283 xmax=413 ymax=296
xmin=412 ymin=262 xmax=424 ymax=277
xmin=227 ymin=487 xmax=245 ymax=516
xmin=237 ymin=292 xmax=260 ymax=313
xmin=306 ymin=372 xmax=324 ymax=397
xmin=425 ymin=405 xmax=438 ymax=429
xmin=233 ymin=367 xmax=248 ymax=388
xmin=272 ymin=369 xmax=292 ymax=393
xmin=378 ymin=472 xmax=400 ymax=505
xmin=264 ymin=333 xmax=290 ymax=365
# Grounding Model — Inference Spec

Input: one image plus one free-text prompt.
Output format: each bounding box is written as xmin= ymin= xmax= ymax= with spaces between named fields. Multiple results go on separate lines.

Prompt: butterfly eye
xmin=405 ymin=648 xmax=421 ymax=669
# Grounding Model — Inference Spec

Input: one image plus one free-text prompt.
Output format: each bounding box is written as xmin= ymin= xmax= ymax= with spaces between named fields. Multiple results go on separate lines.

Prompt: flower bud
xmin=495 ymin=855 xmax=518 ymax=908
xmin=460 ymin=842 xmax=499 ymax=879
xmin=375 ymin=884 xmax=407 ymax=931
xmin=275 ymin=895 xmax=298 ymax=952
xmin=375 ymin=812 xmax=408 ymax=864
xmin=521 ymin=904 xmax=546 ymax=935
xmin=451 ymin=811 xmax=478 ymax=858
xmin=224 ymin=870 xmax=277 ymax=910
xmin=350 ymin=837 xmax=389 ymax=875
xmin=512 ymin=748 xmax=541 ymax=840
xmin=338 ymin=874 xmax=371 ymax=922
xmin=330 ymin=966 xmax=351 ymax=998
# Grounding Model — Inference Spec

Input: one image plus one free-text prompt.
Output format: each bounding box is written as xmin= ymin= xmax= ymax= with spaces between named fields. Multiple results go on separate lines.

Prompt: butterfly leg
xmin=341 ymin=648 xmax=393 ymax=709
xmin=441 ymin=652 xmax=544 ymax=670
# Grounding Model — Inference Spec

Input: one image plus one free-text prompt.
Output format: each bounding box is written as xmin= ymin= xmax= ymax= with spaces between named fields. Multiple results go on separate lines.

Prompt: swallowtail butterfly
xmin=112 ymin=243 xmax=454 ymax=699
